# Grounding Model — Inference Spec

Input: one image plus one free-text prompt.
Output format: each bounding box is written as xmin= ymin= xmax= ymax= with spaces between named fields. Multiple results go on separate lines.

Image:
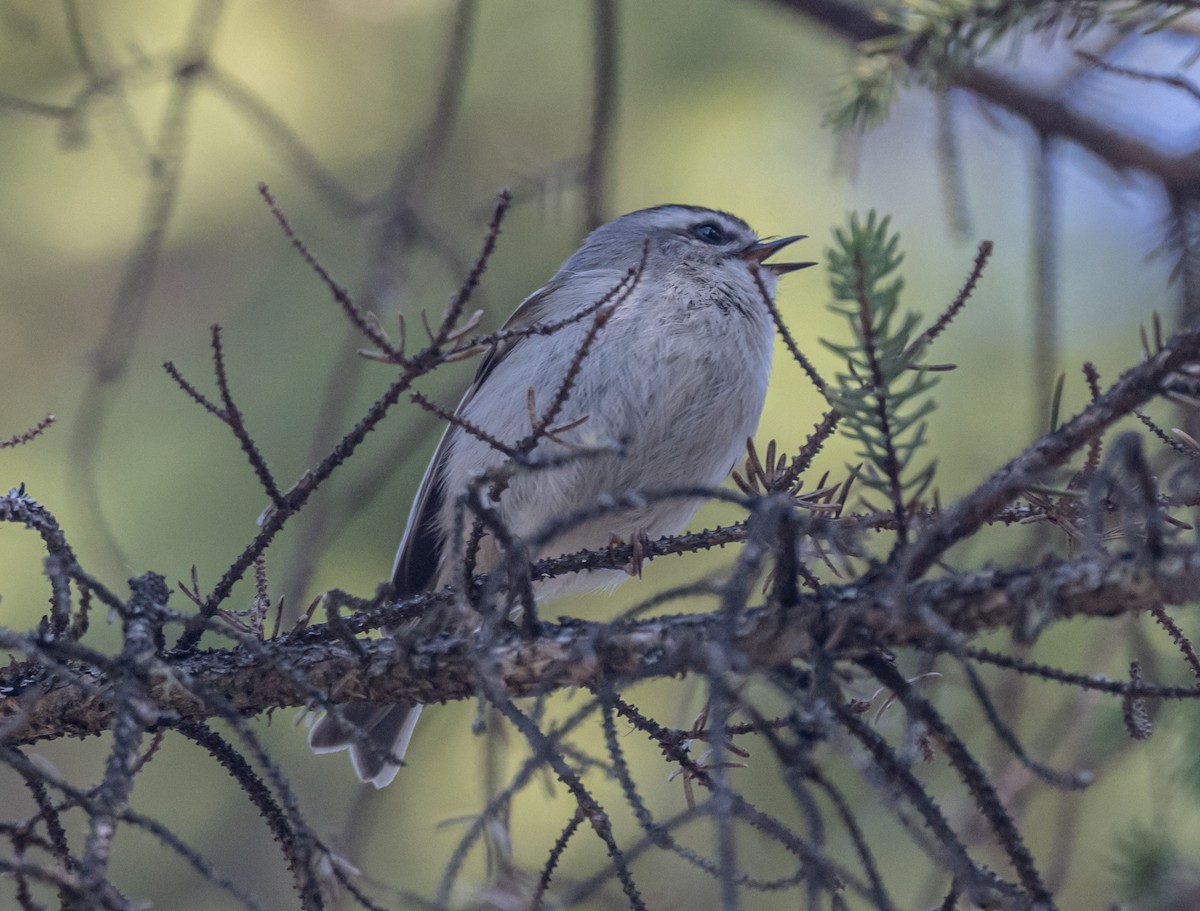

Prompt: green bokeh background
xmin=0 ymin=2 xmax=1195 ymax=909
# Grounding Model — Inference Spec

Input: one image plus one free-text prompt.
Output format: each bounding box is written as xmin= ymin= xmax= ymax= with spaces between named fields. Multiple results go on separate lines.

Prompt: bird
xmin=309 ymin=204 xmax=813 ymax=786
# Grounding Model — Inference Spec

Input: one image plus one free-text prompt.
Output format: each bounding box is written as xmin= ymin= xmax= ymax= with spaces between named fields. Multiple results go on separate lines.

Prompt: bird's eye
xmin=691 ymin=222 xmax=726 ymax=245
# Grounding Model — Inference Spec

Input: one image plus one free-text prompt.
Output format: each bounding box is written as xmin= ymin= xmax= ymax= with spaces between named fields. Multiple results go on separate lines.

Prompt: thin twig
xmin=0 ymin=414 xmax=56 ymax=449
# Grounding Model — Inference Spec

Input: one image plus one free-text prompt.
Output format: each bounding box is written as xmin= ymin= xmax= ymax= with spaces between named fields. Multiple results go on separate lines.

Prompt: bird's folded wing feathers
xmin=390 ymin=269 xmax=627 ymax=594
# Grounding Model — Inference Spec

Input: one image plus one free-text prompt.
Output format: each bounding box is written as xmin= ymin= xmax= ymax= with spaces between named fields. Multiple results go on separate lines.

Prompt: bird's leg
xmin=608 ymin=528 xmax=652 ymax=578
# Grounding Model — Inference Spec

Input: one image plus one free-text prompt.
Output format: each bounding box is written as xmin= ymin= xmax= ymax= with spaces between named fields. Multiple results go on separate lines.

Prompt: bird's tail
xmin=308 ymin=700 xmax=424 ymax=789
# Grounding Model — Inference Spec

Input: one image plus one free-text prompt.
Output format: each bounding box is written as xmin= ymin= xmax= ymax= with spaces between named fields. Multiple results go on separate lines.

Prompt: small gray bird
xmin=309 ymin=205 xmax=813 ymax=786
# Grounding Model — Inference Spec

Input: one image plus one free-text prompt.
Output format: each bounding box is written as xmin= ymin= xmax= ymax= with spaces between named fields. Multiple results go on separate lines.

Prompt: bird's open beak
xmin=740 ymin=235 xmax=816 ymax=276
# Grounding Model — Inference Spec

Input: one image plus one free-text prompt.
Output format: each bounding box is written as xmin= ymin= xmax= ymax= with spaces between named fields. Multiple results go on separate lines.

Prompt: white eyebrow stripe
xmin=634 ymin=206 xmax=756 ymax=238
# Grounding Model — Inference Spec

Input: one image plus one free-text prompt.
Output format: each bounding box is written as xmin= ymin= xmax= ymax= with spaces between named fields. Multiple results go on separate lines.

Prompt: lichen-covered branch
xmin=4 ymin=535 xmax=1196 ymax=746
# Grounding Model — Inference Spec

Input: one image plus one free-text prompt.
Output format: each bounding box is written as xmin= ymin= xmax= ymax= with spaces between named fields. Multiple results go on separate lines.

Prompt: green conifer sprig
xmin=826 ymin=0 xmax=1172 ymax=130
xmin=823 ymin=212 xmax=938 ymax=544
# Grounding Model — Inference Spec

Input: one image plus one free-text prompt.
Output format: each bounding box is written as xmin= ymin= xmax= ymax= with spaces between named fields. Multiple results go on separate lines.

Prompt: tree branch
xmin=5 ymin=540 xmax=1197 ymax=745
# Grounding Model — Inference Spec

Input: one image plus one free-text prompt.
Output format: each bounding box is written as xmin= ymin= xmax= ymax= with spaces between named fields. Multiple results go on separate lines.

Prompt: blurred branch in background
xmin=65 ymin=0 xmax=226 ymax=571
xmin=778 ymin=0 xmax=1200 ymax=427
xmin=5 ymin=2 xmax=1200 ymax=911
xmin=277 ymin=0 xmax=481 ymax=616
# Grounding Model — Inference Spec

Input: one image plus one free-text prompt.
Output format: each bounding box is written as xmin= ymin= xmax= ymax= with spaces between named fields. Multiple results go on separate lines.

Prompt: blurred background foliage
xmin=1 ymin=1 xmax=1198 ymax=908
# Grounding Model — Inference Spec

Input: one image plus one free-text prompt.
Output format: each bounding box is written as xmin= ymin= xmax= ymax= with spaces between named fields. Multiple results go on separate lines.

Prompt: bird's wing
xmin=391 ymin=273 xmax=592 ymax=594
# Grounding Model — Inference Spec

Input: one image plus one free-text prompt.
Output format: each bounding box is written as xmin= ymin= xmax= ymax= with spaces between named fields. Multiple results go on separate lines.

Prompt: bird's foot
xmin=609 ymin=529 xmax=652 ymax=578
